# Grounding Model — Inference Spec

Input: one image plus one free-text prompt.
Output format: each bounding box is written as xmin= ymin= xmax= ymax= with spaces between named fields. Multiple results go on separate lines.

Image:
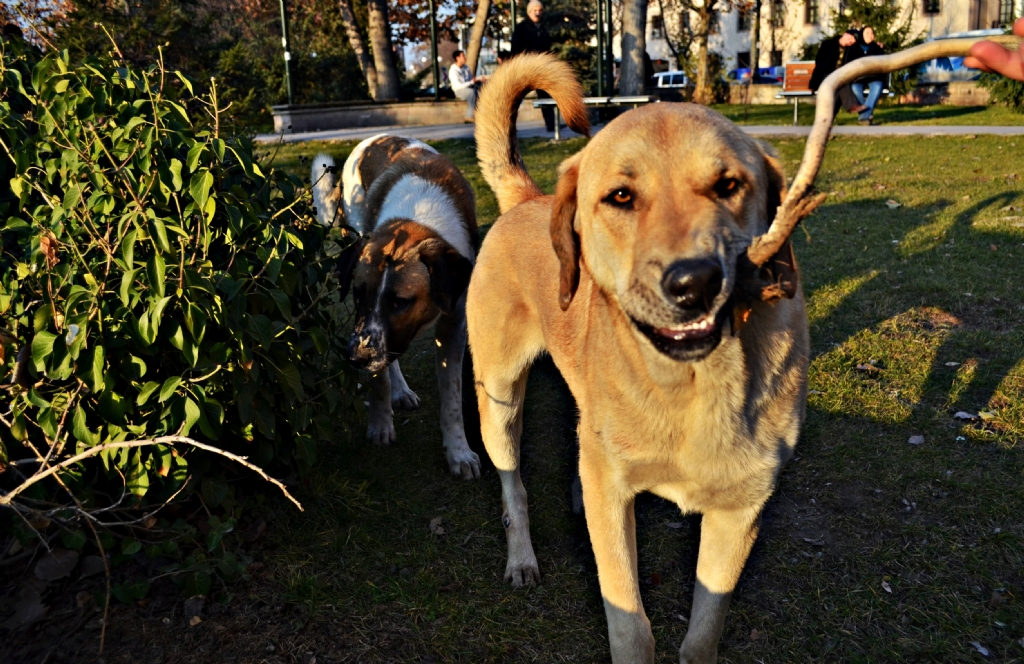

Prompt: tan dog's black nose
xmin=661 ymin=259 xmax=722 ymax=311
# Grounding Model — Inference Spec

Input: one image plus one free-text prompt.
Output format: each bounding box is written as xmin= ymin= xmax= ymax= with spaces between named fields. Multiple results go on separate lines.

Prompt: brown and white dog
xmin=312 ymin=134 xmax=481 ymax=479
xmin=468 ymin=56 xmax=808 ymax=661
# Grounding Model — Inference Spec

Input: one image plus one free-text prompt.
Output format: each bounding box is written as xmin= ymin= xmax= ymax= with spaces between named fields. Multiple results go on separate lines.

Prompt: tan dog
xmin=467 ymin=55 xmax=808 ymax=662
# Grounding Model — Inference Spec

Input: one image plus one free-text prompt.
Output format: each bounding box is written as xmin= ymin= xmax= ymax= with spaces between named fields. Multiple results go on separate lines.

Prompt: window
xmin=737 ymin=51 xmax=751 ymax=69
xmin=923 ymin=0 xmax=940 ymax=14
xmin=998 ymin=0 xmax=1015 ymax=25
xmin=771 ymin=49 xmax=783 ymax=66
xmin=770 ymin=0 xmax=786 ymax=27
xmin=651 ymin=14 xmax=665 ymax=39
xmin=805 ymin=0 xmax=819 ymax=24
xmin=738 ymin=6 xmax=750 ymax=31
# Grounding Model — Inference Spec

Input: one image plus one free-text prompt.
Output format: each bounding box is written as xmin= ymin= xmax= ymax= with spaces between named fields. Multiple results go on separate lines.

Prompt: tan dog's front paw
xmin=446 ymin=443 xmax=481 ymax=480
xmin=366 ymin=420 xmax=396 ymax=446
xmin=504 ymin=557 xmax=540 ymax=587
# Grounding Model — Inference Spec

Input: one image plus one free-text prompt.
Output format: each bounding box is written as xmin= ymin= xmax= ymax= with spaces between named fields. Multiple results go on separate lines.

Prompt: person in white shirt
xmin=448 ymin=50 xmax=486 ymax=122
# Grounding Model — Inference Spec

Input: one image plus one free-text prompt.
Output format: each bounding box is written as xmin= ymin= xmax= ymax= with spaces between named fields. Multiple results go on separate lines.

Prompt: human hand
xmin=964 ymin=17 xmax=1024 ymax=81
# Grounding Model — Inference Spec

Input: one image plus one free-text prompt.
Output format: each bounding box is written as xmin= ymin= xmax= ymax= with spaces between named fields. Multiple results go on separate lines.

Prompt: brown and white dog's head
xmin=337 ymin=221 xmax=473 ymax=373
xmin=551 ymin=103 xmax=789 ymax=362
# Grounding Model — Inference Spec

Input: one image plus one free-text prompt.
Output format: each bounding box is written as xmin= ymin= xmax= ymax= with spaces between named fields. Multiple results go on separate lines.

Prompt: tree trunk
xmin=619 ymin=0 xmax=649 ymax=95
xmin=366 ymin=0 xmax=401 ymax=101
xmin=338 ymin=0 xmax=379 ymax=100
xmin=692 ymin=0 xmax=715 ymax=104
xmin=466 ymin=0 xmax=491 ymax=75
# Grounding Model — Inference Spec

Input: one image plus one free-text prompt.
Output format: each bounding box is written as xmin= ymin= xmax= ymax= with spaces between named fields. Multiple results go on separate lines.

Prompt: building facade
xmin=630 ymin=0 xmax=1021 ymax=71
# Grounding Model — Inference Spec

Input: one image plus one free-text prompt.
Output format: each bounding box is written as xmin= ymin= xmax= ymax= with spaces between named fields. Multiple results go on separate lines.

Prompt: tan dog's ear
xmin=551 ymin=154 xmax=582 ymax=311
xmin=759 ymin=141 xmax=788 ymax=228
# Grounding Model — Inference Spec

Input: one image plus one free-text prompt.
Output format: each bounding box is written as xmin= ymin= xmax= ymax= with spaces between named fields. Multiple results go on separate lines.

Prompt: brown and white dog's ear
xmin=335 ymin=238 xmax=365 ymax=300
xmin=551 ymin=153 xmax=582 ymax=311
xmin=419 ymin=238 xmax=474 ymax=315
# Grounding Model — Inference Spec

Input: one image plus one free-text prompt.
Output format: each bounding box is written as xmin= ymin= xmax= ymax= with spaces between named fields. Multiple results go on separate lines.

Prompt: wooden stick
xmin=0 ymin=436 xmax=304 ymax=511
xmin=747 ymin=35 xmax=1024 ymax=267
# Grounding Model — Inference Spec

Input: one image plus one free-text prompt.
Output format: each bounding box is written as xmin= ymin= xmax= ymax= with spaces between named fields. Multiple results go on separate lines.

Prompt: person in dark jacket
xmin=842 ymin=26 xmax=886 ymax=124
xmin=809 ymin=29 xmax=865 ymax=117
xmin=511 ymin=0 xmax=557 ymax=131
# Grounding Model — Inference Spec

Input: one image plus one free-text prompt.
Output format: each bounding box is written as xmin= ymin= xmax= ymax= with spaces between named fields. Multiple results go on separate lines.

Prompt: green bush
xmin=978 ymin=72 xmax=1024 ymax=113
xmin=0 ymin=35 xmax=355 ymax=527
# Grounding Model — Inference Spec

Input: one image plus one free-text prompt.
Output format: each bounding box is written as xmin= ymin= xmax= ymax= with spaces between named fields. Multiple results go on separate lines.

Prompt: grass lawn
xmin=711 ymin=102 xmax=1024 ymax=126
xmin=62 ymin=132 xmax=1024 ymax=662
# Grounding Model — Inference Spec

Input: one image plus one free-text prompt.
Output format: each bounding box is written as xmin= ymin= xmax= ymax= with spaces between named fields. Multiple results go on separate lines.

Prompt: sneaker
xmin=858 ymin=118 xmax=873 ymax=126
xmin=850 ymin=104 xmax=868 ymax=114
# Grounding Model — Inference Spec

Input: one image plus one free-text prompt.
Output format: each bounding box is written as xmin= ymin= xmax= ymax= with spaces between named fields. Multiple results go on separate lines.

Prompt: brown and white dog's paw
xmin=504 ymin=556 xmax=541 ymax=587
xmin=366 ymin=420 xmax=396 ymax=446
xmin=445 ymin=441 xmax=480 ymax=480
xmin=391 ymin=386 xmax=421 ymax=411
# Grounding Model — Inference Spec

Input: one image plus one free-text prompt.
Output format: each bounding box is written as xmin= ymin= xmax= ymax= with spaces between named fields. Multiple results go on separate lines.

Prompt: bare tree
xmin=466 ymin=0 xmax=491 ymax=75
xmin=619 ymin=0 xmax=650 ymax=95
xmin=691 ymin=0 xmax=720 ymax=104
xmin=367 ymin=0 xmax=402 ymax=100
xmin=338 ymin=0 xmax=380 ymax=99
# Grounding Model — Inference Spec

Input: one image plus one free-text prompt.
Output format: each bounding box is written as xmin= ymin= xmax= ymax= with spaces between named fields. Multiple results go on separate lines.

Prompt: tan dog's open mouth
xmin=629 ymin=310 xmax=727 ymax=361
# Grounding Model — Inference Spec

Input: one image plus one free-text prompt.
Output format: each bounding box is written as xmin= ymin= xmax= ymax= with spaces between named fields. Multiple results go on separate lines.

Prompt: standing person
xmin=449 ymin=49 xmax=486 ymax=123
xmin=511 ymin=0 xmax=556 ymax=131
xmin=844 ymin=26 xmax=886 ymax=125
xmin=809 ymin=29 xmax=866 ymax=118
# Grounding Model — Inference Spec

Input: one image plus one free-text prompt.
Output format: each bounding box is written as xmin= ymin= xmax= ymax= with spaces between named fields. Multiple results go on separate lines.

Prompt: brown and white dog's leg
xmin=579 ymin=438 xmax=656 ymax=664
xmin=678 ymin=507 xmax=761 ymax=664
xmin=388 ymin=360 xmax=420 ymax=410
xmin=434 ymin=301 xmax=480 ymax=480
xmin=366 ymin=369 xmax=396 ymax=446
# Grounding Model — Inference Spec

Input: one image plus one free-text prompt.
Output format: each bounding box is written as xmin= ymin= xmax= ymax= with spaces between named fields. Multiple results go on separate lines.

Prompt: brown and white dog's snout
xmin=347 ymin=320 xmax=389 ymax=373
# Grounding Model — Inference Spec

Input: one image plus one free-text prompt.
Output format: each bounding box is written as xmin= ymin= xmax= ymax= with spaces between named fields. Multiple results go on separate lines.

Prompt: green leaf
xmin=274 ymin=362 xmax=305 ymax=401
xmin=137 ymin=381 xmax=160 ymax=406
xmin=185 ymin=303 xmax=207 ymax=343
xmin=158 ymin=376 xmax=181 ymax=403
xmin=183 ymin=397 xmax=201 ymax=435
xmin=125 ymin=449 xmax=150 ymax=497
xmin=284 ymin=230 xmax=304 ymax=251
xmin=148 ymin=215 xmax=171 ymax=253
xmin=168 ymin=158 xmax=183 ymax=191
xmin=119 ymin=269 xmax=137 ymax=306
xmin=72 ymin=405 xmax=100 ymax=446
xmin=128 ymin=356 xmax=147 ymax=379
xmin=121 ymin=228 xmax=137 ymax=267
xmin=147 ymin=253 xmax=166 ymax=298
xmin=148 ymin=296 xmax=172 ymax=339
xmin=31 ymin=331 xmax=58 ymax=371
xmin=121 ymin=538 xmax=142 ymax=556
xmin=201 ymin=477 xmax=229 ymax=508
xmin=307 ymin=327 xmax=328 ymax=354
xmin=88 ymin=345 xmax=105 ymax=394
xmin=112 ymin=580 xmax=151 ymax=605
xmin=186 ymin=143 xmax=205 ymax=172
xmin=268 ymin=289 xmax=291 ymax=320
xmin=189 ymin=169 xmax=214 ymax=210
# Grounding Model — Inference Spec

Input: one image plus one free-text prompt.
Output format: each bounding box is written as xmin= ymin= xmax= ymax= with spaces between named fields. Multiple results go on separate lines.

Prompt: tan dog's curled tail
xmin=476 ymin=53 xmax=589 ymax=214
xmin=310 ymin=153 xmax=341 ymax=227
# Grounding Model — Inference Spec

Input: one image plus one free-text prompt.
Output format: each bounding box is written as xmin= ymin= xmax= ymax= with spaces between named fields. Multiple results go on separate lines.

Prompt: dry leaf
xmin=978 ymin=411 xmax=997 ymax=422
xmin=749 ymin=628 xmax=760 ymax=641
xmin=953 ymin=412 xmax=977 ymax=421
xmin=80 ymin=555 xmax=105 ymax=578
xmin=429 ymin=516 xmax=445 ymax=536
xmin=856 ymin=363 xmax=881 ymax=373
xmin=2 ymin=583 xmax=47 ymax=630
xmin=39 ymin=233 xmax=59 ymax=269
xmin=908 ymin=435 xmax=925 ymax=446
xmin=969 ymin=641 xmax=990 ymax=657
xmin=881 ymin=579 xmax=892 ymax=593
xmin=990 ymin=244 xmax=998 ymax=252
xmin=885 ymin=199 xmax=901 ymax=209
xmin=945 ymin=361 xmax=960 ymax=367
xmin=34 ymin=548 xmax=79 ymax=581
xmin=649 ymin=572 xmax=662 ymax=586
xmin=189 ymin=615 xmax=203 ymax=627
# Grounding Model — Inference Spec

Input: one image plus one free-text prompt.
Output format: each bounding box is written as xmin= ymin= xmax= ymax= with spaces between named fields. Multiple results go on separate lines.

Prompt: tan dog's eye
xmin=604 ymin=188 xmax=634 ymax=209
xmin=714 ymin=178 xmax=741 ymax=199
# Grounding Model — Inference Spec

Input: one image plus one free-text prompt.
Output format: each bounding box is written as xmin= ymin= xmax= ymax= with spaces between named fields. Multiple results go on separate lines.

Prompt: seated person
xmin=448 ymin=50 xmax=486 ymax=123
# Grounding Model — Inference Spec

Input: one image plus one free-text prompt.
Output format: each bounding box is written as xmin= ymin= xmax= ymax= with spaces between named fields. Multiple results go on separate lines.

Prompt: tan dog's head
xmin=338 ymin=220 xmax=473 ymax=373
xmin=552 ymin=103 xmax=788 ymax=362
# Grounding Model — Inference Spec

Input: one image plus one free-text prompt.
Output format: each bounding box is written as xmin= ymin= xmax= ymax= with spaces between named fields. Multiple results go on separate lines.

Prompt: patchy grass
xmin=712 ymin=102 xmax=1024 ymax=126
xmin=16 ymin=134 xmax=1023 ymax=663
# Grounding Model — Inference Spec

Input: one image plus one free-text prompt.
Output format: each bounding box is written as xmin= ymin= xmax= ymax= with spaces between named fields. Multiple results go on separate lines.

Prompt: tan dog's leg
xmin=580 ymin=440 xmax=656 ymax=664
xmin=678 ymin=507 xmax=760 ymax=664
xmin=366 ymin=370 xmax=395 ymax=445
xmin=474 ymin=357 xmax=536 ymax=585
xmin=435 ymin=302 xmax=480 ymax=480
xmin=388 ymin=360 xmax=420 ymax=410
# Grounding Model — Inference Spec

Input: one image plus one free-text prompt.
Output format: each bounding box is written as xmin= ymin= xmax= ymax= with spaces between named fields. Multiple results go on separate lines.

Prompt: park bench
xmin=776 ymin=61 xmax=893 ymax=126
xmin=533 ymin=95 xmax=660 ymax=139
